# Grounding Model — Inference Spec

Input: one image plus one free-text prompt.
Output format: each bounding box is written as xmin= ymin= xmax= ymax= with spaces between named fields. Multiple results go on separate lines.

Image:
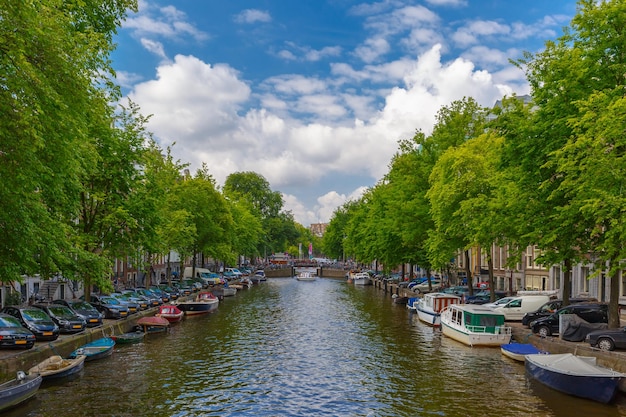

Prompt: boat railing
xmin=464 ymin=324 xmax=512 ymax=334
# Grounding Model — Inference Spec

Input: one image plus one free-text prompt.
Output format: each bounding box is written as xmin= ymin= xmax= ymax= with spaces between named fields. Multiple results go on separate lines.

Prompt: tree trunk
xmin=465 ymin=250 xmax=473 ymax=296
xmin=609 ymin=266 xmax=621 ymax=328
xmin=487 ymin=253 xmax=495 ymax=301
xmin=562 ymin=258 xmax=572 ymax=307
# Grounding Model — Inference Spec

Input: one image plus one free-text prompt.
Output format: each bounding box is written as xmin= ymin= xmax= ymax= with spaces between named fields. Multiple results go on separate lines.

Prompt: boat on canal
xmin=415 ymin=292 xmax=461 ymax=327
xmin=0 ymin=372 xmax=42 ymax=412
xmin=27 ymin=355 xmax=86 ymax=381
xmin=110 ymin=330 xmax=145 ymax=345
xmin=136 ymin=316 xmax=170 ymax=333
xmin=176 ymin=291 xmax=219 ymax=316
xmin=69 ymin=337 xmax=115 ymax=361
xmin=296 ymin=271 xmax=316 ymax=281
xmin=156 ymin=304 xmax=184 ymax=323
xmin=500 ymin=342 xmax=546 ymax=362
xmin=525 ymin=353 xmax=625 ymax=403
xmin=440 ymin=304 xmax=512 ymax=347
xmin=351 ymin=272 xmax=372 ymax=286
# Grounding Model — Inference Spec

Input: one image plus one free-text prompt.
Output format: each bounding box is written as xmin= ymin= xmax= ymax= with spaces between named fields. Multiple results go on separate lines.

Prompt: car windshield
xmin=0 ymin=316 xmax=22 ymax=327
xmin=72 ymin=301 xmax=95 ymax=311
xmin=22 ymin=309 xmax=51 ymax=322
xmin=101 ymin=297 xmax=120 ymax=305
xmin=48 ymin=306 xmax=74 ymax=318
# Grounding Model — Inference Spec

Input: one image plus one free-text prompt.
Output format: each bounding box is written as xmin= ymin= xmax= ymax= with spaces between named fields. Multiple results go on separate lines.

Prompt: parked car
xmin=0 ymin=313 xmax=36 ymax=349
xmin=530 ymin=302 xmax=609 ymax=337
xmin=465 ymin=290 xmax=508 ymax=305
xmin=32 ymin=304 xmax=86 ymax=334
xmin=521 ymin=297 xmax=599 ymax=326
xmin=87 ymin=294 xmax=130 ymax=319
xmin=132 ymin=288 xmax=163 ymax=306
xmin=491 ymin=295 xmax=550 ymax=321
xmin=52 ymin=299 xmax=103 ymax=327
xmin=1 ymin=306 xmax=59 ymax=341
xmin=585 ymin=326 xmax=626 ymax=351
xmin=118 ymin=290 xmax=150 ymax=310
xmin=108 ymin=293 xmax=141 ymax=314
xmin=411 ymin=280 xmax=442 ymax=294
xmin=483 ymin=296 xmax=516 ymax=309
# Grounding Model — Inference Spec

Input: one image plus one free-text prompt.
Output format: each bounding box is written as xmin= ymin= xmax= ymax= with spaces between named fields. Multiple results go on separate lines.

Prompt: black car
xmin=32 ymin=304 xmax=86 ymax=334
xmin=521 ymin=297 xmax=598 ymax=326
xmin=53 ymin=299 xmax=103 ymax=328
xmin=87 ymin=294 xmax=130 ymax=319
xmin=530 ymin=302 xmax=609 ymax=337
xmin=585 ymin=326 xmax=626 ymax=351
xmin=0 ymin=313 xmax=36 ymax=349
xmin=0 ymin=306 xmax=60 ymax=341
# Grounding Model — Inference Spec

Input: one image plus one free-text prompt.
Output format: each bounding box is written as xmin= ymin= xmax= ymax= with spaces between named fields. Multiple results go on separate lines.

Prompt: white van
xmin=493 ymin=295 xmax=551 ymax=321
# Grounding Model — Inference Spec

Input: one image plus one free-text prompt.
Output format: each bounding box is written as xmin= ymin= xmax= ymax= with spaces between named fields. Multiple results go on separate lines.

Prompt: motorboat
xmin=525 ymin=353 xmax=625 ymax=403
xmin=440 ymin=304 xmax=511 ymax=347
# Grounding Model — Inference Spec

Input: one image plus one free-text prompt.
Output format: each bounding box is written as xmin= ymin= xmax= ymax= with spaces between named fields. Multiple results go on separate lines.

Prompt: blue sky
xmin=111 ymin=0 xmax=576 ymax=225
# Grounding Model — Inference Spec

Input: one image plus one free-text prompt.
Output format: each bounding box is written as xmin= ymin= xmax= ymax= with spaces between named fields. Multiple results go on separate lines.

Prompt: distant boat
xmin=415 ymin=292 xmax=461 ymax=327
xmin=28 ymin=355 xmax=86 ymax=381
xmin=500 ymin=342 xmax=546 ymax=362
xmin=440 ymin=304 xmax=512 ymax=347
xmin=525 ymin=353 xmax=625 ymax=403
xmin=0 ymin=372 xmax=42 ymax=412
xmin=69 ymin=337 xmax=115 ymax=362
xmin=351 ymin=272 xmax=372 ymax=286
xmin=296 ymin=271 xmax=316 ymax=281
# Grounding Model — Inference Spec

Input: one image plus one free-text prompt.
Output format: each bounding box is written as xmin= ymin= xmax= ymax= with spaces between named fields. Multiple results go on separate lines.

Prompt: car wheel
xmin=596 ymin=337 xmax=615 ymax=351
xmin=537 ymin=325 xmax=551 ymax=337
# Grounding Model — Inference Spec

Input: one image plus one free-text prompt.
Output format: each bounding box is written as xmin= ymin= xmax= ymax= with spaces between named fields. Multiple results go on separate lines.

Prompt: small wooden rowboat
xmin=28 ymin=355 xmax=86 ymax=380
xmin=0 ymin=372 xmax=42 ymax=412
xmin=111 ymin=331 xmax=145 ymax=345
xmin=155 ymin=304 xmax=184 ymax=323
xmin=69 ymin=337 xmax=115 ymax=362
xmin=136 ymin=316 xmax=170 ymax=333
xmin=500 ymin=342 xmax=546 ymax=362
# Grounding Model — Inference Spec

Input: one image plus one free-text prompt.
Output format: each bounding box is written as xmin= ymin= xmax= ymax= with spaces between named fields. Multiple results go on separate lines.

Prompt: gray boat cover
xmin=561 ymin=315 xmax=608 ymax=342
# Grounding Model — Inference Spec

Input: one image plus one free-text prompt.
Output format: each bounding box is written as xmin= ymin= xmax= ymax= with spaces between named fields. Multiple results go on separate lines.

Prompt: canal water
xmin=6 ymin=278 xmax=626 ymax=417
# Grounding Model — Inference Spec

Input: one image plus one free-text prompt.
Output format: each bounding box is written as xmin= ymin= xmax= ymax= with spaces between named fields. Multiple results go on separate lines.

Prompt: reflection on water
xmin=6 ymin=278 xmax=626 ymax=416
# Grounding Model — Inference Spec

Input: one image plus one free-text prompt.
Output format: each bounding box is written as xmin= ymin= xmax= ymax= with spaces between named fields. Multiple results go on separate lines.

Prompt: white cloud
xmin=124 ymin=5 xmax=208 ymax=42
xmin=127 ymin=44 xmax=527 ymax=224
xmin=425 ymin=0 xmax=467 ymax=6
xmin=354 ymin=37 xmax=390 ymax=63
xmin=234 ymin=9 xmax=272 ymax=24
xmin=140 ymin=38 xmax=168 ymax=61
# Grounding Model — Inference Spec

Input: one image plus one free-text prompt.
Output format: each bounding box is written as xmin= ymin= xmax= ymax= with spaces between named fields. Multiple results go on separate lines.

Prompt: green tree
xmin=0 ymin=0 xmax=135 ymax=284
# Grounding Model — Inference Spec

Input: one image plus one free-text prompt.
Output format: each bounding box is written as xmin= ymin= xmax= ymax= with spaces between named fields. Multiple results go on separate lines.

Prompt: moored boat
xmin=28 ymin=355 xmax=86 ymax=380
xmin=440 ymin=304 xmax=511 ymax=347
xmin=110 ymin=331 xmax=145 ymax=345
xmin=0 ymin=372 xmax=42 ymax=412
xmin=525 ymin=353 xmax=625 ymax=403
xmin=500 ymin=342 xmax=546 ymax=362
xmin=415 ymin=292 xmax=461 ymax=327
xmin=136 ymin=315 xmax=170 ymax=333
xmin=351 ymin=272 xmax=372 ymax=286
xmin=296 ymin=271 xmax=316 ymax=281
xmin=156 ymin=304 xmax=184 ymax=323
xmin=176 ymin=291 xmax=219 ymax=316
xmin=69 ymin=337 xmax=115 ymax=361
